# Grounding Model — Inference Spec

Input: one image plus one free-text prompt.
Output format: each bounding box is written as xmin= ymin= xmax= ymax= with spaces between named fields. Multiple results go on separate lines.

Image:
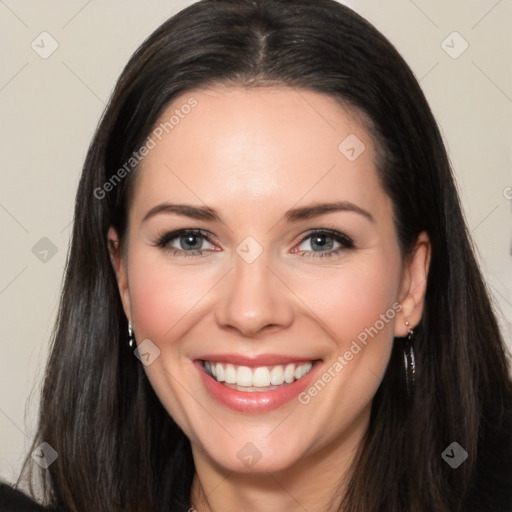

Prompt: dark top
xmin=0 ymin=483 xmax=53 ymax=511
xmin=1 ymin=411 xmax=511 ymax=512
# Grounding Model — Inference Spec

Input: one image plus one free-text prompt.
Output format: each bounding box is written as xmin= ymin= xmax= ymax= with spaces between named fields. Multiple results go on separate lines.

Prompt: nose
xmin=214 ymin=252 xmax=294 ymax=338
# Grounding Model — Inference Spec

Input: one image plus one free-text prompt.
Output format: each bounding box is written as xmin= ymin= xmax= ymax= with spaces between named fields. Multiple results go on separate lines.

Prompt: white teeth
xmin=284 ymin=364 xmax=295 ymax=383
xmin=236 ymin=366 xmax=253 ymax=387
xmin=270 ymin=365 xmax=285 ymax=385
xmin=204 ymin=360 xmax=314 ymax=390
xmin=295 ymin=362 xmax=312 ymax=379
xmin=215 ymin=363 xmax=225 ymax=382
xmin=224 ymin=364 xmax=237 ymax=384
xmin=252 ymin=367 xmax=270 ymax=387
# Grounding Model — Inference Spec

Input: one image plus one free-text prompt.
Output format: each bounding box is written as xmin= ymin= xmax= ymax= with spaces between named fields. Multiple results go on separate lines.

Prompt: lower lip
xmin=195 ymin=360 xmax=322 ymax=413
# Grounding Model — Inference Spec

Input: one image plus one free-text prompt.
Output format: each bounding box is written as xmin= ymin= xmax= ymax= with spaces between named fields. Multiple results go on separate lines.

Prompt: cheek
xmin=296 ymin=253 xmax=401 ymax=351
xmin=127 ymin=249 xmax=208 ymax=342
xmin=125 ymin=250 xmax=212 ymax=430
xmin=294 ymin=256 xmax=402 ymax=416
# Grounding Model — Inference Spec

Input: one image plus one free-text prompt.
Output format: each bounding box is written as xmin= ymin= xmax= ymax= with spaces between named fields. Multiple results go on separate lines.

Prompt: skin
xmin=108 ymin=86 xmax=431 ymax=512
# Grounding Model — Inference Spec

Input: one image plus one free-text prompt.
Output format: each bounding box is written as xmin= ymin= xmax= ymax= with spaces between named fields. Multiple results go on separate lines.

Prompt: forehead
xmin=130 ymin=86 xmax=389 ymax=225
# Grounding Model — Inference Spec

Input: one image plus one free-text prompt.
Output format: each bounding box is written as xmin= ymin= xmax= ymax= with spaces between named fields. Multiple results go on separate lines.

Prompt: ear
xmin=107 ymin=226 xmax=131 ymax=320
xmin=394 ymin=231 xmax=431 ymax=337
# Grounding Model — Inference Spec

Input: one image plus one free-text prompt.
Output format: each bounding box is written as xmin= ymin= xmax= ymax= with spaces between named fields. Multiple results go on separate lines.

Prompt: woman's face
xmin=110 ymin=86 xmax=429 ymax=475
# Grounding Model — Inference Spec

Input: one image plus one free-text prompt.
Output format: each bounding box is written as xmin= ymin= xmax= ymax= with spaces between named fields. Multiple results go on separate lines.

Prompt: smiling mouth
xmin=200 ymin=360 xmax=317 ymax=392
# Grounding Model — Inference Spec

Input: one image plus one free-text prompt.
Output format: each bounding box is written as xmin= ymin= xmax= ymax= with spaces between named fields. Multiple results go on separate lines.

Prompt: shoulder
xmin=0 ymin=482 xmax=54 ymax=511
xmin=467 ymin=400 xmax=512 ymax=511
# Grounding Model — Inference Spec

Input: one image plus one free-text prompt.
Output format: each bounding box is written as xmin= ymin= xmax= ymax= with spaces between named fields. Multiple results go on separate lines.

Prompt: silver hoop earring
xmin=128 ymin=321 xmax=135 ymax=348
xmin=404 ymin=320 xmax=416 ymax=396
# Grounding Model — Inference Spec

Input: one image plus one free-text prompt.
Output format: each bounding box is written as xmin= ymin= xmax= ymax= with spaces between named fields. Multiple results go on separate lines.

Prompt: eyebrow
xmin=142 ymin=201 xmax=375 ymax=224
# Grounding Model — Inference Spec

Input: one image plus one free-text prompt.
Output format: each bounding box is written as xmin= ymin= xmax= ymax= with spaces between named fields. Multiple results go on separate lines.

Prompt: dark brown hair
xmin=15 ymin=0 xmax=512 ymax=510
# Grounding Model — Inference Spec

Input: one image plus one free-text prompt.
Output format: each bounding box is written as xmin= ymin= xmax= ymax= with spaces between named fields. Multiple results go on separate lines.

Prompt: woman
xmin=1 ymin=0 xmax=511 ymax=510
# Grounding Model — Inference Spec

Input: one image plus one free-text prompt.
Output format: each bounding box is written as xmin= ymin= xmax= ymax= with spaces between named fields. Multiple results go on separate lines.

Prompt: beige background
xmin=0 ymin=0 xmax=511 ymax=485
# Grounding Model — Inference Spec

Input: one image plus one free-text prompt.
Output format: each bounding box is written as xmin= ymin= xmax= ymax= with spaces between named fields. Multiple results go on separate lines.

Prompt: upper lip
xmin=196 ymin=353 xmax=320 ymax=367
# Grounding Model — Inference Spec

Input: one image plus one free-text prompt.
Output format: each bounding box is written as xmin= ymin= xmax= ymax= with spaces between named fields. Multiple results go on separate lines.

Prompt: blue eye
xmin=156 ymin=229 xmax=214 ymax=258
xmin=155 ymin=228 xmax=355 ymax=259
xmin=294 ymin=229 xmax=354 ymax=258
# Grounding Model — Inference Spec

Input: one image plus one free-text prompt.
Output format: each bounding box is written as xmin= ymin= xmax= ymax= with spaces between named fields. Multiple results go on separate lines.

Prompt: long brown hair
xmin=16 ymin=1 xmax=512 ymax=510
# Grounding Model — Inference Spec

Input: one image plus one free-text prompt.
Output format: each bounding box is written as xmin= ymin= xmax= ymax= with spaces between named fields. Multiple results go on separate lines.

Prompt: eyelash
xmin=154 ymin=227 xmax=355 ymax=259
